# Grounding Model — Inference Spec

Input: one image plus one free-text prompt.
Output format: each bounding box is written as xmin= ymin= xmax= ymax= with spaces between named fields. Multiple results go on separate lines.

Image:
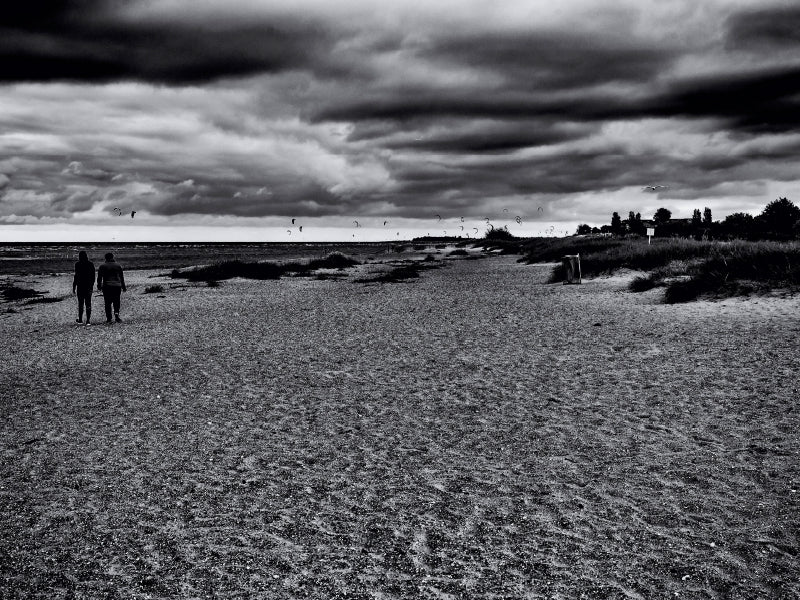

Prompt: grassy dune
xmin=521 ymin=237 xmax=800 ymax=303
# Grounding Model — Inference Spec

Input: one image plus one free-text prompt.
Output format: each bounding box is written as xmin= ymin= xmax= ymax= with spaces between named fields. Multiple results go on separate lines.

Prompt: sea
xmin=0 ymin=241 xmax=451 ymax=276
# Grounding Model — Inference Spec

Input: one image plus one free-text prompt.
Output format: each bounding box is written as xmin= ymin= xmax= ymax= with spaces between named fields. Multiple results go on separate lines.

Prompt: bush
xmin=172 ymin=260 xmax=283 ymax=282
xmin=144 ymin=285 xmax=164 ymax=294
xmin=629 ymin=274 xmax=660 ymax=292
xmin=484 ymin=228 xmax=515 ymax=241
xmin=2 ymin=286 xmax=44 ymax=302
xmin=207 ymin=280 xmax=220 ymax=288
xmin=448 ymin=249 xmax=469 ymax=256
xmin=170 ymin=253 xmax=360 ymax=283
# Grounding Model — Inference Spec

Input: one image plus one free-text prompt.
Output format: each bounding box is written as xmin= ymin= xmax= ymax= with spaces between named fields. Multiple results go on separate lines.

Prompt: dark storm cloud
xmin=725 ymin=5 xmax=800 ymax=49
xmin=144 ymin=179 xmax=343 ymax=218
xmin=0 ymin=3 xmax=336 ymax=83
xmin=426 ymin=29 xmax=673 ymax=91
xmin=384 ymin=121 xmax=597 ymax=154
xmin=646 ymin=64 xmax=800 ymax=133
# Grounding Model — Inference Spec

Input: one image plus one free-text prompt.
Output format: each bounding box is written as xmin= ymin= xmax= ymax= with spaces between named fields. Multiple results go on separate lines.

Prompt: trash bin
xmin=562 ymin=254 xmax=581 ymax=284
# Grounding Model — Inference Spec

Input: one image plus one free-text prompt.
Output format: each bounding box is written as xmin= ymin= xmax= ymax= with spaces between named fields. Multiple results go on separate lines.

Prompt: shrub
xmin=485 ymin=228 xmax=515 ymax=241
xmin=207 ymin=280 xmax=220 ymax=288
xmin=144 ymin=284 xmax=164 ymax=294
xmin=2 ymin=286 xmax=43 ymax=302
xmin=172 ymin=260 xmax=284 ymax=282
xmin=629 ymin=274 xmax=660 ymax=292
xmin=448 ymin=249 xmax=469 ymax=256
xmin=170 ymin=253 xmax=360 ymax=283
xmin=306 ymin=252 xmax=359 ymax=270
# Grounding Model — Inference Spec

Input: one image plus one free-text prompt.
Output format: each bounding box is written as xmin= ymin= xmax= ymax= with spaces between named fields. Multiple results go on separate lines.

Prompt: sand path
xmin=1 ymin=255 xmax=798 ymax=598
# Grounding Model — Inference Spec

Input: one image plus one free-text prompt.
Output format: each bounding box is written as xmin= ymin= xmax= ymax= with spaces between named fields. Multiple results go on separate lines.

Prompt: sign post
xmin=646 ymin=227 xmax=655 ymax=245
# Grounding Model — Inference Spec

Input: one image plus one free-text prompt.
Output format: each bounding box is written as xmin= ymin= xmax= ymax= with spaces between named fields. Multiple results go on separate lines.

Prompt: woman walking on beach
xmin=97 ymin=252 xmax=127 ymax=324
xmin=72 ymin=250 xmax=95 ymax=325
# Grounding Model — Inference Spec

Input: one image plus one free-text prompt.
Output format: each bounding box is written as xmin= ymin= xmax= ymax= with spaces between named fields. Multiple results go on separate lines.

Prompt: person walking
xmin=72 ymin=250 xmax=96 ymax=325
xmin=97 ymin=252 xmax=127 ymax=324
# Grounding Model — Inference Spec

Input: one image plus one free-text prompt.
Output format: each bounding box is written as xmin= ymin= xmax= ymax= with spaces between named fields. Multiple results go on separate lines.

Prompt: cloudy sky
xmin=2 ymin=0 xmax=800 ymax=241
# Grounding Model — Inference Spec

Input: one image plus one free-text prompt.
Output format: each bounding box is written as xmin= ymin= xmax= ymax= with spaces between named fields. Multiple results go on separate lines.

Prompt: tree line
xmin=576 ymin=197 xmax=800 ymax=241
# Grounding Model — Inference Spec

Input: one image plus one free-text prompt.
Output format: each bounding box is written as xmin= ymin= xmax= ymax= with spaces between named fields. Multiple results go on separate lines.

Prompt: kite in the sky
xmin=131 ymin=211 xmax=136 ymax=218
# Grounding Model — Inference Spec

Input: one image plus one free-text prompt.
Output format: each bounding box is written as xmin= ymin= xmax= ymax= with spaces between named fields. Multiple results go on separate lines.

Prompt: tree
xmin=610 ymin=212 xmax=622 ymax=235
xmin=692 ymin=209 xmax=702 ymax=227
xmin=722 ymin=212 xmax=754 ymax=239
xmin=653 ymin=207 xmax=672 ymax=225
xmin=757 ymin=197 xmax=800 ymax=239
xmin=703 ymin=207 xmax=713 ymax=226
xmin=627 ymin=211 xmax=645 ymax=235
xmin=576 ymin=224 xmax=592 ymax=235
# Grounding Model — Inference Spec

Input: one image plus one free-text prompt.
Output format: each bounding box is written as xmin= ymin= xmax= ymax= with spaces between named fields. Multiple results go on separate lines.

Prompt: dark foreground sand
xmin=1 ymin=255 xmax=798 ymax=599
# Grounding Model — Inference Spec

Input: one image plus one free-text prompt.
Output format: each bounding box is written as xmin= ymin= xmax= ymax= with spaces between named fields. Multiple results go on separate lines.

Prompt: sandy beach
xmin=1 ymin=253 xmax=798 ymax=599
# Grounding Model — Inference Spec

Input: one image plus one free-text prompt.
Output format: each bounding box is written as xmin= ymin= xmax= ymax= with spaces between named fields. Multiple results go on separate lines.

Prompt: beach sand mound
xmin=1 ymin=256 xmax=798 ymax=598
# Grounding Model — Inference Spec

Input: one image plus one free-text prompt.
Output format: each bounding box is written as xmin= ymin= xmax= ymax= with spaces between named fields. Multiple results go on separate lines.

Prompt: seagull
xmin=643 ymin=185 xmax=669 ymax=192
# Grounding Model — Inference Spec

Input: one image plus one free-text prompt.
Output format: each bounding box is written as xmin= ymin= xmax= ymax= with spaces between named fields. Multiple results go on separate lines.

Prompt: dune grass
xmin=356 ymin=260 xmax=441 ymax=283
xmin=522 ymin=237 xmax=800 ymax=302
xmin=171 ymin=252 xmax=360 ymax=283
xmin=1 ymin=285 xmax=45 ymax=302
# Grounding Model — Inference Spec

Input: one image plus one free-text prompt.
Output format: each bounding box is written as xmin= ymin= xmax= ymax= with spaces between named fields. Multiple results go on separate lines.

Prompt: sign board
xmin=646 ymin=228 xmax=655 ymax=236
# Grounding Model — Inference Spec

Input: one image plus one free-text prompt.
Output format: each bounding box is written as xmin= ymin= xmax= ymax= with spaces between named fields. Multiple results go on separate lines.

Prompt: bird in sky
xmin=643 ymin=185 xmax=668 ymax=192
xmin=130 ymin=211 xmax=136 ymax=218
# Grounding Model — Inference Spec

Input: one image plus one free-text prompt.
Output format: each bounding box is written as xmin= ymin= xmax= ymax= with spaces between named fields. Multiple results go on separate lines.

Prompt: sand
xmin=1 ymin=254 xmax=798 ymax=599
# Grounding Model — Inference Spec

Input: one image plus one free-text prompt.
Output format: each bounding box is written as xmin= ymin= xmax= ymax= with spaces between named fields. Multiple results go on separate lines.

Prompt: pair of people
xmin=73 ymin=251 xmax=127 ymax=325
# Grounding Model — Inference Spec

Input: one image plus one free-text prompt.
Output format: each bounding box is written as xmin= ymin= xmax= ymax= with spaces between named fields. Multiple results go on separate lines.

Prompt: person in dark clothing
xmin=72 ymin=250 xmax=96 ymax=324
xmin=97 ymin=252 xmax=127 ymax=323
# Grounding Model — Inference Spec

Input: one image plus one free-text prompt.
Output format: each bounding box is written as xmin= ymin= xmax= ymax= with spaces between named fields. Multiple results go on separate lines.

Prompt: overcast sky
xmin=2 ymin=0 xmax=800 ymax=241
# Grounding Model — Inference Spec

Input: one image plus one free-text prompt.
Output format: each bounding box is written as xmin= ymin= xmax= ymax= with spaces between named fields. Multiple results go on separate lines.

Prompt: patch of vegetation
xmin=529 ymin=237 xmax=800 ymax=302
xmin=170 ymin=252 xmax=360 ymax=283
xmin=2 ymin=285 xmax=44 ymax=302
xmin=144 ymin=284 xmax=164 ymax=294
xmin=206 ymin=280 xmax=220 ymax=288
xmin=484 ymin=228 xmax=515 ymax=241
xmin=629 ymin=273 xmax=661 ymax=293
xmin=448 ymin=249 xmax=469 ymax=256
xmin=356 ymin=261 xmax=439 ymax=283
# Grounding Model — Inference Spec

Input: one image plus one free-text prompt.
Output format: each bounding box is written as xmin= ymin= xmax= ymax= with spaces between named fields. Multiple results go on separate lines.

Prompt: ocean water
xmin=0 ymin=242 xmax=424 ymax=276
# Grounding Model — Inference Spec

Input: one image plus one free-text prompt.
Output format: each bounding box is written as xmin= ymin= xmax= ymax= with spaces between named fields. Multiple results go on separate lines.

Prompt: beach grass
xmin=170 ymin=252 xmax=360 ymax=283
xmin=522 ymin=237 xmax=800 ymax=301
